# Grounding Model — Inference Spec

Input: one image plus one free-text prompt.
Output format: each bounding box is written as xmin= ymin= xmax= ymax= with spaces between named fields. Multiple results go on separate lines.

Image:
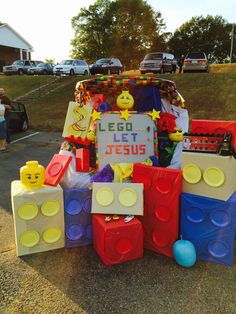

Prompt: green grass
xmin=0 ymin=75 xmax=54 ymax=99
xmin=25 ymin=76 xmax=88 ymax=131
xmin=1 ymin=73 xmax=236 ymax=132
xmin=161 ymin=73 xmax=236 ymax=121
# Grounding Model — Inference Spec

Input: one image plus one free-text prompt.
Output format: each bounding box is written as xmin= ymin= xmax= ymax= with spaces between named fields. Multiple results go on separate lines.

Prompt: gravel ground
xmin=0 ymin=132 xmax=235 ymax=314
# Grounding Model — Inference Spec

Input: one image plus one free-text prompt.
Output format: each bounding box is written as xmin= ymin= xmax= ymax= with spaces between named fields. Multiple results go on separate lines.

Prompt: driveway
xmin=0 ymin=132 xmax=235 ymax=314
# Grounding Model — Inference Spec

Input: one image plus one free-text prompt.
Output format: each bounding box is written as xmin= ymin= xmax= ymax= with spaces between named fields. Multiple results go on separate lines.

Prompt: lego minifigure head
xmin=116 ymin=90 xmax=134 ymax=110
xmin=20 ymin=161 xmax=45 ymax=190
xmin=169 ymin=130 xmax=184 ymax=142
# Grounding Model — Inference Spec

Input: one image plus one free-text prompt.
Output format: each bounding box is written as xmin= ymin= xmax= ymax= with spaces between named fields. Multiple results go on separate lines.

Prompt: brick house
xmin=0 ymin=23 xmax=33 ymax=71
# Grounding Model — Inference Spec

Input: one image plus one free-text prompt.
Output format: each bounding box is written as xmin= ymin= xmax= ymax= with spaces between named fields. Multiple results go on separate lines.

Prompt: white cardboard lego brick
xmin=92 ymin=182 xmax=143 ymax=215
xmin=11 ymin=181 xmax=65 ymax=256
xmin=182 ymin=152 xmax=236 ymax=201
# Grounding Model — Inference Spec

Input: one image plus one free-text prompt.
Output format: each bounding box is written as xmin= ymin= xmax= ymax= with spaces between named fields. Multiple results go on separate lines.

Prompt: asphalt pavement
xmin=0 ymin=131 xmax=236 ymax=314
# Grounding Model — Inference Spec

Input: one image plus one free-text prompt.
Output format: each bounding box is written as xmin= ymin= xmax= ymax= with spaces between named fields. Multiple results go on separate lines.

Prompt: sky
xmin=0 ymin=0 xmax=235 ymax=62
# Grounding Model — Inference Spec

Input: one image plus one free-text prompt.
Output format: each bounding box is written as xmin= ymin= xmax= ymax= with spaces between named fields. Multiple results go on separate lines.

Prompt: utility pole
xmin=230 ymin=24 xmax=234 ymax=63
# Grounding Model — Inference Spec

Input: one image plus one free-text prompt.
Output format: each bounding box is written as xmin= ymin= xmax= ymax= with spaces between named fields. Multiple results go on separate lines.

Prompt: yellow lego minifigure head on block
xmin=20 ymin=161 xmax=45 ymax=190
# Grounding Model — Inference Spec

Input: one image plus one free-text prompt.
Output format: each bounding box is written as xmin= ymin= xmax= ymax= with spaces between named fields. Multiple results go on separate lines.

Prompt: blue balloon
xmin=173 ymin=239 xmax=197 ymax=267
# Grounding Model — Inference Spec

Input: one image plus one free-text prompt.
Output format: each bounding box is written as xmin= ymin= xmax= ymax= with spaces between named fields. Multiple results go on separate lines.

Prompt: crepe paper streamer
xmin=75 ymin=76 xmax=185 ymax=109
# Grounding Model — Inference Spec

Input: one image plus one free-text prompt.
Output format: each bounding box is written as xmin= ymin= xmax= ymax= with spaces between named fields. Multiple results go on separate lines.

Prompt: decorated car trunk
xmin=11 ymin=75 xmax=236 ymax=268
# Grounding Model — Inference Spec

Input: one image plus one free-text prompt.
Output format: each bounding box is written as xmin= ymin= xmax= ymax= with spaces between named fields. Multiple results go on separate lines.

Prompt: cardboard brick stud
xmin=133 ymin=163 xmax=182 ymax=258
xmin=11 ymin=181 xmax=65 ymax=256
xmin=181 ymin=192 xmax=236 ymax=266
xmin=182 ymin=152 xmax=236 ymax=201
xmin=76 ymin=148 xmax=90 ymax=172
xmin=45 ymin=154 xmax=72 ymax=186
xmin=64 ymin=189 xmax=93 ymax=248
xmin=92 ymin=214 xmax=143 ymax=266
xmin=92 ymin=182 xmax=143 ymax=216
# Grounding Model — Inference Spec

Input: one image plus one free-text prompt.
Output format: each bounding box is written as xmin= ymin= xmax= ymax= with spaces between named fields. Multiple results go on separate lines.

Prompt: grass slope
xmin=26 ymin=76 xmax=79 ymax=131
xmin=0 ymin=76 xmax=54 ymax=99
xmin=1 ymin=73 xmax=236 ymax=131
xmin=162 ymin=73 xmax=236 ymax=122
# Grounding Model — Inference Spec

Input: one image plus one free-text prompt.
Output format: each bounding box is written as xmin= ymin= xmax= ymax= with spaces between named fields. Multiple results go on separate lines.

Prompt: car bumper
xmin=140 ymin=67 xmax=161 ymax=73
xmin=3 ymin=70 xmax=18 ymax=75
xmin=53 ymin=70 xmax=70 ymax=75
xmin=183 ymin=65 xmax=208 ymax=71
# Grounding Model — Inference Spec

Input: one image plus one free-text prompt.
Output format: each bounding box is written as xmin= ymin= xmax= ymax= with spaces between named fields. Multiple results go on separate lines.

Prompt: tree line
xmin=70 ymin=0 xmax=235 ymax=69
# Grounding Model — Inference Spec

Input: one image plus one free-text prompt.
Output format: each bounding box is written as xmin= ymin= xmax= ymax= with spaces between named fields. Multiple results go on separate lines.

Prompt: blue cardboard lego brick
xmin=180 ymin=193 xmax=235 ymax=266
xmin=227 ymin=191 xmax=236 ymax=236
xmin=64 ymin=189 xmax=93 ymax=248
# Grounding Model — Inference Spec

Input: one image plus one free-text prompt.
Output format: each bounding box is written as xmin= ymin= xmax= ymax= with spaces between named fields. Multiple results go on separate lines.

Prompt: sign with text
xmin=96 ymin=113 xmax=156 ymax=169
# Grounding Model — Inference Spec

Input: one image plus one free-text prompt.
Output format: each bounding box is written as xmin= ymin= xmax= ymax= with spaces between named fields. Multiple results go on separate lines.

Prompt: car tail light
xmin=198 ymin=60 xmax=207 ymax=64
xmin=184 ymin=60 xmax=192 ymax=64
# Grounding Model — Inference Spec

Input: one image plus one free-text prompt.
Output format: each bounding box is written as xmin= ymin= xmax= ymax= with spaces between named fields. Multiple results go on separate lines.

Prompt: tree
xmin=71 ymin=0 xmax=114 ymax=63
xmin=70 ymin=0 xmax=167 ymax=68
xmin=44 ymin=58 xmax=55 ymax=64
xmin=168 ymin=15 xmax=233 ymax=63
xmin=107 ymin=0 xmax=167 ymax=68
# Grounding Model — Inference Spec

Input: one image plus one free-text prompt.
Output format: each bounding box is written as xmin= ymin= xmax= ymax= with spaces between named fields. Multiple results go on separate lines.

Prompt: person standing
xmin=178 ymin=55 xmax=185 ymax=74
xmin=0 ymin=88 xmax=12 ymax=151
xmin=0 ymin=88 xmax=12 ymax=145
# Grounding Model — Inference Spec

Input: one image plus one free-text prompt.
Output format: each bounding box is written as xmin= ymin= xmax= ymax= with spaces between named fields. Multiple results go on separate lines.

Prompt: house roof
xmin=0 ymin=23 xmax=33 ymax=51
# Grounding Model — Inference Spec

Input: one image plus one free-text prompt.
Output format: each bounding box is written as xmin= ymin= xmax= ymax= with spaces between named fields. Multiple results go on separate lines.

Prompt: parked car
xmin=8 ymin=101 xmax=29 ymax=131
xmin=53 ymin=60 xmax=89 ymax=76
xmin=3 ymin=60 xmax=43 ymax=75
xmin=27 ymin=63 xmax=54 ymax=75
xmin=89 ymin=58 xmax=123 ymax=75
xmin=140 ymin=52 xmax=175 ymax=74
xmin=183 ymin=52 xmax=209 ymax=73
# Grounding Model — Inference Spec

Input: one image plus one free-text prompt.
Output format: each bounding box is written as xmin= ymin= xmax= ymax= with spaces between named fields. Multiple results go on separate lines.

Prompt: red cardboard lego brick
xmin=133 ymin=163 xmax=182 ymax=257
xmin=191 ymin=120 xmax=236 ymax=150
xmin=92 ymin=214 xmax=143 ymax=266
xmin=45 ymin=154 xmax=72 ymax=186
xmin=76 ymin=148 xmax=90 ymax=172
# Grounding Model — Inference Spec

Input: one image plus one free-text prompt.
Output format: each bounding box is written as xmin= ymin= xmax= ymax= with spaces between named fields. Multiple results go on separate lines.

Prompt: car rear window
xmin=144 ymin=53 xmax=162 ymax=60
xmin=186 ymin=52 xmax=206 ymax=59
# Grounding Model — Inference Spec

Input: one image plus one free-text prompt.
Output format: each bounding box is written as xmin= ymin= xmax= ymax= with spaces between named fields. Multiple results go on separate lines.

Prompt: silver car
xmin=183 ymin=52 xmax=209 ymax=73
xmin=140 ymin=52 xmax=175 ymax=74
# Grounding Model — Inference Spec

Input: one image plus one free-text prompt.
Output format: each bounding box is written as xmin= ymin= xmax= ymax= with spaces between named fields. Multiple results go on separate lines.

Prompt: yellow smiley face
xmin=86 ymin=129 xmax=95 ymax=142
xmin=116 ymin=91 xmax=134 ymax=110
xmin=20 ymin=161 xmax=45 ymax=190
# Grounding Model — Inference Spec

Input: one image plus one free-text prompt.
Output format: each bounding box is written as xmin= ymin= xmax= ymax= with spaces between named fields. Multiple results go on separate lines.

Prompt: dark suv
xmin=90 ymin=58 xmax=123 ymax=75
xmin=3 ymin=60 xmax=42 ymax=75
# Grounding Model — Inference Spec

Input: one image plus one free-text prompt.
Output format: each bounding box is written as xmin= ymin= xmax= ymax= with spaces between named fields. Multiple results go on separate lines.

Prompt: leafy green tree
xmin=168 ymin=15 xmax=233 ymax=63
xmin=71 ymin=0 xmax=114 ymax=63
xmin=107 ymin=0 xmax=166 ymax=68
xmin=71 ymin=0 xmax=167 ymax=68
xmin=44 ymin=58 xmax=55 ymax=64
